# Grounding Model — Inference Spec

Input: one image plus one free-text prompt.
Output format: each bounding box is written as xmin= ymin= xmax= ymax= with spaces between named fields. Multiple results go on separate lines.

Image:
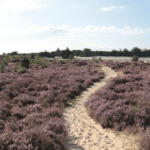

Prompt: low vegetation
xmin=0 ymin=54 xmax=150 ymax=149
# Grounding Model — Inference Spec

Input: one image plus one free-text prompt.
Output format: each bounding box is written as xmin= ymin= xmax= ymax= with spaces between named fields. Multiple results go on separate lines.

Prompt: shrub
xmin=33 ymin=55 xmax=41 ymax=64
xmin=0 ymin=59 xmax=8 ymax=66
xmin=0 ymin=63 xmax=7 ymax=73
xmin=40 ymin=60 xmax=49 ymax=68
xmin=20 ymin=56 xmax=30 ymax=69
xmin=93 ymin=59 xmax=99 ymax=63
xmin=131 ymin=55 xmax=139 ymax=62
xmin=99 ymin=57 xmax=103 ymax=62
xmin=12 ymin=66 xmax=19 ymax=73
xmin=60 ymin=60 xmax=65 ymax=64
xmin=17 ymin=67 xmax=28 ymax=74
xmin=30 ymin=53 xmax=35 ymax=59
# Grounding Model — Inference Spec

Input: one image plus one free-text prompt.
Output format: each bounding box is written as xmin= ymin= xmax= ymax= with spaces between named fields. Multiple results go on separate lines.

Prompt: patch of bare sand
xmin=62 ymin=65 xmax=143 ymax=150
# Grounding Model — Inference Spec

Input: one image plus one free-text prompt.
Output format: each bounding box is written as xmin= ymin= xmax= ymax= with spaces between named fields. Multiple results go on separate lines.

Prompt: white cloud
xmin=0 ymin=24 xmax=146 ymax=40
xmin=0 ymin=0 xmax=49 ymax=12
xmin=101 ymin=6 xmax=124 ymax=12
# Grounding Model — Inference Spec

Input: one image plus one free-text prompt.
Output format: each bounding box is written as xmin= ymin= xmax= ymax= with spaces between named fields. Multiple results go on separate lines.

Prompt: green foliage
xmin=131 ymin=55 xmax=139 ymax=62
xmin=93 ymin=59 xmax=99 ymax=63
xmin=40 ymin=60 xmax=49 ymax=68
xmin=0 ymin=63 xmax=7 ymax=73
xmin=3 ymin=55 xmax=10 ymax=62
xmin=60 ymin=60 xmax=65 ymax=64
xmin=108 ymin=60 xmax=113 ymax=62
xmin=68 ymin=54 xmax=73 ymax=60
xmin=1 ymin=59 xmax=8 ymax=66
xmin=53 ymin=60 xmax=57 ymax=63
xmin=15 ymin=66 xmax=28 ymax=73
xmin=12 ymin=66 xmax=19 ymax=73
xmin=20 ymin=56 xmax=30 ymax=69
xmin=99 ymin=57 xmax=102 ymax=62
xmin=33 ymin=55 xmax=41 ymax=64
xmin=30 ymin=53 xmax=35 ymax=59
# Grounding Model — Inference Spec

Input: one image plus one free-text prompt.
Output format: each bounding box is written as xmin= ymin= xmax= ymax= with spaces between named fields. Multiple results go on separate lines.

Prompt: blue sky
xmin=0 ymin=0 xmax=150 ymax=55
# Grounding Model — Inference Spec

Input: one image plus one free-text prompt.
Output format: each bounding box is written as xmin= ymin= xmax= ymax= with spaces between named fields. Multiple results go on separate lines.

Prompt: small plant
xmin=93 ymin=59 xmax=99 ymax=63
xmin=74 ymin=67 xmax=78 ymax=69
xmin=12 ymin=66 xmax=19 ymax=73
xmin=30 ymin=53 xmax=35 ymax=59
xmin=99 ymin=58 xmax=102 ymax=62
xmin=131 ymin=55 xmax=139 ymax=62
xmin=53 ymin=60 xmax=57 ymax=63
xmin=130 ymin=64 xmax=136 ymax=67
xmin=108 ymin=60 xmax=113 ymax=62
xmin=1 ymin=59 xmax=8 ymax=66
xmin=40 ymin=60 xmax=49 ymax=68
xmin=33 ymin=55 xmax=41 ymax=64
xmin=60 ymin=60 xmax=65 ymax=64
xmin=17 ymin=67 xmax=28 ymax=74
xmin=68 ymin=54 xmax=73 ymax=60
xmin=20 ymin=56 xmax=30 ymax=69
xmin=0 ymin=63 xmax=7 ymax=73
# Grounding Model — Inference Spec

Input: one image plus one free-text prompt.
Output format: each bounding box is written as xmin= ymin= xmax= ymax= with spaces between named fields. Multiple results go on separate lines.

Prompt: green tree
xmin=61 ymin=47 xmax=72 ymax=59
xmin=82 ymin=48 xmax=92 ymax=57
xmin=131 ymin=47 xmax=142 ymax=57
xmin=55 ymin=48 xmax=61 ymax=56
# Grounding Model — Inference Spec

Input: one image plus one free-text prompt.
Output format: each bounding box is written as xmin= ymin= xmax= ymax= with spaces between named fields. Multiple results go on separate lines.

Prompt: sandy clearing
xmin=62 ymin=65 xmax=143 ymax=150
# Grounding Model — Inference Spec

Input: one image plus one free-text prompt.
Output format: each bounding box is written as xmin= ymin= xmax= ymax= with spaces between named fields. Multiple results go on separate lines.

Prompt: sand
xmin=62 ymin=65 xmax=142 ymax=150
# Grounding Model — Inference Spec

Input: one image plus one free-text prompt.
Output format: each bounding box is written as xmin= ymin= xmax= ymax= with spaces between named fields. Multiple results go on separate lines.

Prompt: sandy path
xmin=62 ymin=65 xmax=142 ymax=150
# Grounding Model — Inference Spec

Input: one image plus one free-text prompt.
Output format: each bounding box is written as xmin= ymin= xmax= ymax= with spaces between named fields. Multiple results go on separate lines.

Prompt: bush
xmin=20 ymin=56 xmax=30 ymax=69
xmin=0 ymin=63 xmax=7 ymax=73
xmin=40 ymin=60 xmax=49 ymax=68
xmin=12 ymin=66 xmax=19 ymax=73
xmin=30 ymin=53 xmax=35 ymax=59
xmin=99 ymin=57 xmax=103 ymax=62
xmin=33 ymin=55 xmax=41 ymax=64
xmin=60 ymin=60 xmax=65 ymax=64
xmin=131 ymin=55 xmax=139 ymax=62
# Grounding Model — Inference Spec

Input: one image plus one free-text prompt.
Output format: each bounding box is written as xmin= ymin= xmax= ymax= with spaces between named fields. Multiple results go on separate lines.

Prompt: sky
xmin=0 ymin=0 xmax=150 ymax=55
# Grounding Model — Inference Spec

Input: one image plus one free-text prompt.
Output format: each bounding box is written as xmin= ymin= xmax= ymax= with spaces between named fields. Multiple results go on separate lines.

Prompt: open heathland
xmin=0 ymin=55 xmax=150 ymax=150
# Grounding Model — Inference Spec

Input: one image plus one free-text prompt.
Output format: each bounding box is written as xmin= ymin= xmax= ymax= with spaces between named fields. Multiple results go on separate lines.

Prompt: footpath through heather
xmin=62 ymin=65 xmax=142 ymax=150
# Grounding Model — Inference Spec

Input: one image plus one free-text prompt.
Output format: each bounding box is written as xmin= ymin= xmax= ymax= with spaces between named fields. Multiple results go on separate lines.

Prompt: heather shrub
xmin=0 ymin=120 xmax=5 ymax=134
xmin=44 ymin=106 xmax=63 ymax=118
xmin=5 ymin=89 xmax=19 ymax=100
xmin=34 ymin=83 xmax=48 ymax=92
xmin=26 ymin=104 xmax=43 ymax=114
xmin=13 ymin=94 xmax=35 ymax=107
xmin=0 ymin=101 xmax=12 ymax=120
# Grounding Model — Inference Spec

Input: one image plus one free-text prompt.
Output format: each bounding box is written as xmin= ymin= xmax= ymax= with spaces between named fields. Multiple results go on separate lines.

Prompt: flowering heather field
xmin=0 ymin=55 xmax=150 ymax=149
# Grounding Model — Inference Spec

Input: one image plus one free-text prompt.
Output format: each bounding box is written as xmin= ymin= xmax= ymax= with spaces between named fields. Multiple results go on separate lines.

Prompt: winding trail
xmin=62 ymin=65 xmax=142 ymax=150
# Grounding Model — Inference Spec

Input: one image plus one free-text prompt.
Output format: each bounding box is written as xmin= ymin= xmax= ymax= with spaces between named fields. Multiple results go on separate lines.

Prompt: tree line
xmin=2 ymin=47 xmax=150 ymax=59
